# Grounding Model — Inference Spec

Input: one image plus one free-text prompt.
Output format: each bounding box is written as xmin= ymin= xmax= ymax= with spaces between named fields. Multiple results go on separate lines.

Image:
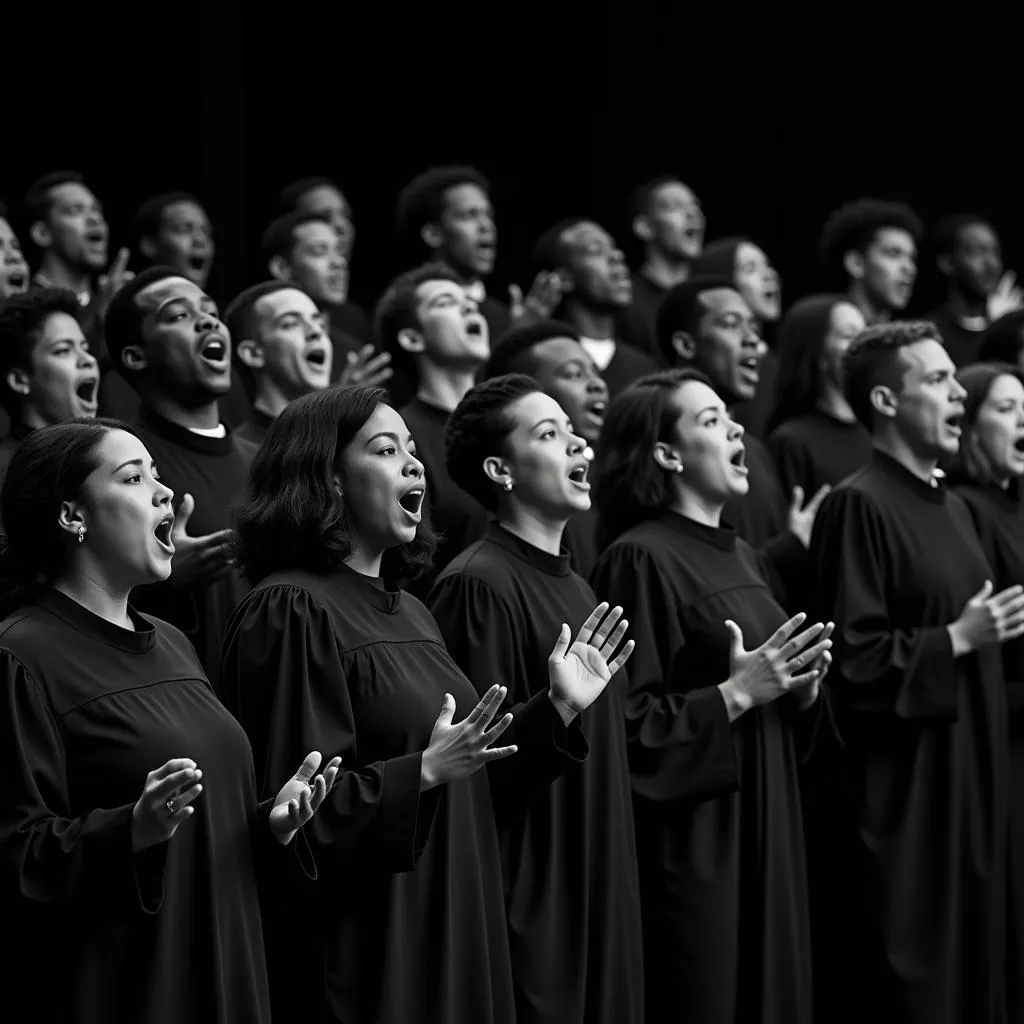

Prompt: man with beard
xmin=103 ymin=266 xmax=256 ymax=689
xmin=617 ymin=176 xmax=705 ymax=363
xmin=925 ymin=214 xmax=1023 ymax=367
xmin=818 ymin=198 xmax=922 ymax=327
xmin=532 ymin=218 xmax=659 ymax=399
xmin=226 ymin=281 xmax=334 ymax=447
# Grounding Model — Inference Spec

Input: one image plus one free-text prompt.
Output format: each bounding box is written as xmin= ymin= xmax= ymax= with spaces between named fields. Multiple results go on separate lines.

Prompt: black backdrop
xmin=9 ymin=6 xmax=1021 ymax=314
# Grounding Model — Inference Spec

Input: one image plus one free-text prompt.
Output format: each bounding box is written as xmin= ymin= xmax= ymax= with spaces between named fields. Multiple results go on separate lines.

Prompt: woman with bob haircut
xmin=428 ymin=372 xmax=642 ymax=1024
xmin=946 ymin=361 xmax=1024 ymax=1021
xmin=0 ymin=418 xmax=340 ymax=1024
xmin=219 ymin=383 xmax=634 ymax=1024
xmin=590 ymin=368 xmax=834 ymax=1024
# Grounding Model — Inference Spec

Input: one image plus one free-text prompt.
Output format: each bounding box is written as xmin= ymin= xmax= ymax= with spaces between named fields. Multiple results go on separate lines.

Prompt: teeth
xmin=201 ymin=338 xmax=226 ymax=360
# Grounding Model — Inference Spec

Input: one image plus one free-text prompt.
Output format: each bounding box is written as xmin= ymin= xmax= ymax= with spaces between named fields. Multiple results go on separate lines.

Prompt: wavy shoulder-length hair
xmin=592 ymin=367 xmax=712 ymax=549
xmin=234 ymin=385 xmax=437 ymax=586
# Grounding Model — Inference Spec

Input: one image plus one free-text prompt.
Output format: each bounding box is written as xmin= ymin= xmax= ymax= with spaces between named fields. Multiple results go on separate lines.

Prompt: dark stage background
xmin=8 ymin=7 xmax=1021 ymax=314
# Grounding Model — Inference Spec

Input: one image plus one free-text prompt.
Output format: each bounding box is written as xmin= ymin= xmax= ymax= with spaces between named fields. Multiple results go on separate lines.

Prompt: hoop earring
xmin=77 ymin=526 xmax=86 ymax=544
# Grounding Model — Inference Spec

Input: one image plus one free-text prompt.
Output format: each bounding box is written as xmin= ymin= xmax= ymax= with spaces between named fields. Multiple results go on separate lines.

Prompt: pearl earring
xmin=77 ymin=526 xmax=86 ymax=544
xmin=675 ymin=465 xmax=684 ymax=474
xmin=503 ymin=480 xmax=514 ymax=492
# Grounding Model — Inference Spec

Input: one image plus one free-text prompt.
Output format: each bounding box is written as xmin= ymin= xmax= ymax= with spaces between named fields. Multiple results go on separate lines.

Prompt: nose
xmin=951 ymin=378 xmax=968 ymax=402
xmin=196 ymin=308 xmax=220 ymax=332
xmin=462 ymin=296 xmax=480 ymax=316
xmin=404 ymin=451 xmax=424 ymax=479
xmin=568 ymin=432 xmax=587 ymax=455
xmin=154 ymin=480 xmax=174 ymax=506
xmin=588 ymin=375 xmax=609 ymax=399
xmin=79 ymin=348 xmax=98 ymax=370
xmin=728 ymin=416 xmax=745 ymax=440
xmin=307 ymin=320 xmax=325 ymax=341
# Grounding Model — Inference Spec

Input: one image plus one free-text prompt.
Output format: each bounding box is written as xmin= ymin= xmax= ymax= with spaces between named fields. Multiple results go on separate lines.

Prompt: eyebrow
xmin=696 ymin=405 xmax=724 ymax=417
xmin=531 ymin=417 xmax=573 ymax=432
xmin=154 ymin=291 xmax=212 ymax=315
xmin=112 ymin=458 xmax=144 ymax=474
xmin=365 ymin=431 xmax=414 ymax=447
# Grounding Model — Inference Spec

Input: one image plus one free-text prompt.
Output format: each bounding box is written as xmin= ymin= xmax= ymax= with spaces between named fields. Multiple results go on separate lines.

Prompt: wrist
xmin=547 ymin=691 xmax=578 ymax=726
xmin=717 ymin=677 xmax=750 ymax=723
xmin=947 ymin=621 xmax=972 ymax=657
xmin=419 ymin=753 xmax=439 ymax=793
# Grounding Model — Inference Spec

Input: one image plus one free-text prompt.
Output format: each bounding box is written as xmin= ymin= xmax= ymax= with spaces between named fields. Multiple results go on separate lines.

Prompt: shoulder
xmin=436 ymin=539 xmax=509 ymax=591
xmin=232 ymin=431 xmax=260 ymax=466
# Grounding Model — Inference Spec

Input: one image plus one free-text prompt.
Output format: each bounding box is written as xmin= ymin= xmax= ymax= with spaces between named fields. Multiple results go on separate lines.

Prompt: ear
xmin=396 ymin=327 xmax=426 ymax=356
xmin=671 ymin=330 xmax=697 ymax=362
xmin=632 ymin=214 xmax=654 ymax=243
xmin=139 ymin=236 xmax=158 ymax=261
xmin=869 ymin=383 xmax=898 ymax=421
xmin=843 ymin=248 xmax=865 ymax=282
xmin=936 ymin=253 xmax=954 ymax=279
xmin=652 ymin=441 xmax=683 ymax=474
xmin=29 ymin=220 xmax=51 ymax=250
xmin=420 ymin=223 xmax=444 ymax=251
xmin=268 ymin=255 xmax=292 ymax=282
xmin=482 ymin=456 xmax=512 ymax=490
xmin=6 ymin=368 xmax=31 ymax=398
xmin=330 ymin=474 xmax=343 ymax=499
xmin=57 ymin=499 xmax=86 ymax=541
xmin=121 ymin=345 xmax=149 ymax=373
xmin=235 ymin=338 xmax=265 ymax=370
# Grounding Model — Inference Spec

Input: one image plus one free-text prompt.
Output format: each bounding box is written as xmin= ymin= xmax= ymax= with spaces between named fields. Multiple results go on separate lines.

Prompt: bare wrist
xmin=717 ymin=678 xmax=749 ymax=723
xmin=547 ymin=691 xmax=578 ymax=726
xmin=947 ymin=621 xmax=971 ymax=658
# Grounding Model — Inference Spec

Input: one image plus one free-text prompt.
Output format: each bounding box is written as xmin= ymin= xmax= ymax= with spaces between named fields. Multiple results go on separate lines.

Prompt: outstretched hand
xmin=547 ymin=602 xmax=635 ymax=722
xmin=787 ymin=484 xmax=831 ymax=549
xmin=509 ymin=271 xmax=564 ymax=323
xmin=269 ymin=751 xmax=343 ymax=845
xmin=95 ymin=247 xmax=134 ymax=320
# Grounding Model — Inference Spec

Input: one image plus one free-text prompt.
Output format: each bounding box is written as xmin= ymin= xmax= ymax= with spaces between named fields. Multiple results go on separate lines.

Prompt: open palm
xmin=547 ymin=602 xmax=635 ymax=714
xmin=268 ymin=751 xmax=343 ymax=845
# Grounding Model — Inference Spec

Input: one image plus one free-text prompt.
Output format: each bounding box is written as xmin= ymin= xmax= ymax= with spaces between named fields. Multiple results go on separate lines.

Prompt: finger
xmin=805 ymin=484 xmax=832 ymax=515
xmin=167 ymin=805 xmax=196 ymax=829
xmin=321 ymin=756 xmax=342 ymax=793
xmin=972 ymin=579 xmax=994 ymax=604
xmin=789 ymin=486 xmax=805 ymax=514
xmin=1003 ymin=620 xmax=1024 ymax=641
xmin=481 ymin=711 xmax=514 ymax=745
xmin=360 ymin=351 xmax=392 ymax=375
xmin=989 ymin=584 xmax=1024 ymax=607
xmin=547 ymin=622 xmax=573 ymax=664
xmin=112 ymin=246 xmax=131 ymax=278
xmin=780 ymin=622 xmax=827 ymax=661
xmin=588 ymin=605 xmax=623 ymax=649
xmin=724 ymin=619 xmax=746 ymax=658
xmin=154 ymin=766 xmax=202 ymax=797
xmin=292 ymin=750 xmax=323 ymax=784
xmin=764 ymin=612 xmax=807 ymax=650
xmin=480 ymin=744 xmax=518 ymax=762
xmin=309 ymin=774 xmax=328 ymax=810
xmin=167 ymin=782 xmax=204 ymax=810
xmin=353 ymin=344 xmax=377 ymax=366
xmin=435 ymin=692 xmax=456 ymax=728
xmin=782 ymin=667 xmax=823 ymax=691
xmin=366 ymin=369 xmax=394 ymax=386
xmin=471 ymin=685 xmax=508 ymax=731
xmin=171 ymin=493 xmax=196 ymax=535
xmin=464 ymin=684 xmax=502 ymax=725
xmin=606 ymin=638 xmax=636 ymax=677
xmin=150 ymin=757 xmax=197 ymax=781
xmin=787 ymin=638 xmax=833 ymax=672
xmin=598 ymin=617 xmax=629 ymax=660
xmin=508 ymin=283 xmax=523 ymax=307
xmin=575 ymin=602 xmax=610 ymax=647
xmin=298 ymin=786 xmax=314 ymax=822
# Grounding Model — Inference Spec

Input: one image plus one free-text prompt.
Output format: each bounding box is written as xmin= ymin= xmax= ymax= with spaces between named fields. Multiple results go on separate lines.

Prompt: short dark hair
xmin=395 ymin=165 xmax=490 ymax=245
xmin=842 ymin=320 xmax=943 ymax=430
xmin=374 ymin=262 xmax=463 ymax=390
xmin=819 ymin=198 xmax=923 ymax=288
xmin=261 ymin=210 xmax=333 ymax=266
xmin=0 ymin=418 xmax=136 ymax=617
xmin=978 ymin=310 xmax=1024 ymax=365
xmin=132 ymin=191 xmax=202 ymax=249
xmin=0 ymin=199 xmax=9 ymax=221
xmin=655 ymin=274 xmax=737 ymax=366
xmin=929 ymin=213 xmax=995 ymax=260
xmin=531 ymin=217 xmax=590 ymax=274
xmin=483 ymin=319 xmax=581 ymax=379
xmin=224 ymin=281 xmax=304 ymax=350
xmin=627 ymin=175 xmax=685 ymax=222
xmin=592 ymin=368 xmax=714 ymax=548
xmin=103 ymin=265 xmax=184 ymax=380
xmin=22 ymin=170 xmax=87 ymax=229
xmin=0 ymin=288 xmax=82 ymax=414
xmin=277 ymin=176 xmax=341 ymax=215
xmin=444 ymin=374 xmax=542 ymax=512
xmin=233 ymin=385 xmax=436 ymax=586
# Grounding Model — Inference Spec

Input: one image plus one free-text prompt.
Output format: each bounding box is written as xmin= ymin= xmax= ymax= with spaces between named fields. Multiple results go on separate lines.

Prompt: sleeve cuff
xmin=381 ymin=753 xmax=440 ymax=872
xmin=517 ymin=691 xmax=590 ymax=764
xmin=894 ymin=625 xmax=959 ymax=720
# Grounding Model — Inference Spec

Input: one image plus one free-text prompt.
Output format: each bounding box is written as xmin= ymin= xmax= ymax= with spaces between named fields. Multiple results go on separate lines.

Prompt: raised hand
xmin=131 ymin=758 xmax=204 ymax=852
xmin=546 ymin=602 xmax=635 ymax=723
xmin=338 ymin=345 xmax=393 ymax=388
xmin=95 ymin=247 xmax=135 ymax=321
xmin=790 ymin=624 xmax=835 ymax=710
xmin=718 ymin=613 xmax=834 ymax=722
xmin=987 ymin=272 xmax=1024 ymax=323
xmin=787 ymin=484 xmax=832 ymax=549
xmin=948 ymin=580 xmax=1024 ymax=656
xmin=169 ymin=493 xmax=234 ymax=585
xmin=420 ymin=684 xmax=518 ymax=791
xmin=269 ymin=751 xmax=343 ymax=845
xmin=509 ymin=271 xmax=564 ymax=324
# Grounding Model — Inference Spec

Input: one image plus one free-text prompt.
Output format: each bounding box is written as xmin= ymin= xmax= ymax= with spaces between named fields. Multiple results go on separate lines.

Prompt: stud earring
xmin=503 ymin=480 xmax=514 ymax=492
xmin=77 ymin=526 xmax=86 ymax=544
xmin=676 ymin=465 xmax=684 ymax=474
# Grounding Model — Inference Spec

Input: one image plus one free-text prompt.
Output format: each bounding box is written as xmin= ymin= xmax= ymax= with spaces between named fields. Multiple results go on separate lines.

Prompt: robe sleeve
xmin=810 ymin=488 xmax=959 ymax=720
xmin=220 ymin=586 xmax=440 ymax=874
xmin=428 ymin=573 xmax=588 ymax=822
xmin=0 ymin=652 xmax=168 ymax=922
xmin=769 ymin=431 xmax=815 ymax=500
xmin=590 ymin=543 xmax=739 ymax=804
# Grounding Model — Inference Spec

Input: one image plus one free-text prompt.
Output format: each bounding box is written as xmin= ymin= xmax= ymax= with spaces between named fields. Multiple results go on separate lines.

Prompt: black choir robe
xmin=563 ymin=506 xmax=601 ymax=579
xmin=429 ymin=524 xmax=644 ymax=1024
xmin=810 ymin=452 xmax=1008 ymax=1024
xmin=768 ymin=410 xmax=873 ymax=497
xmin=0 ymin=590 xmax=311 ymax=1024
xmin=234 ymin=406 xmax=274 ymax=449
xmin=591 ymin=511 xmax=814 ymax=1024
xmin=615 ymin=272 xmax=669 ymax=366
xmin=131 ymin=407 xmax=256 ymax=690
xmin=601 ymin=341 xmax=660 ymax=400
xmin=954 ymin=478 xmax=1024 ymax=1021
xmin=219 ymin=564 xmax=589 ymax=1024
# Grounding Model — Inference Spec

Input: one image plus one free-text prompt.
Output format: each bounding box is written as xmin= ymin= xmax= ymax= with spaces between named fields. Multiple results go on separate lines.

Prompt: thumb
xmin=548 ymin=622 xmax=572 ymax=663
xmin=292 ymin=750 xmax=323 ymax=783
xmin=508 ymin=283 xmax=523 ymax=308
xmin=173 ymin=493 xmax=195 ymax=535
xmin=435 ymin=693 xmax=455 ymax=728
xmin=724 ymin=619 xmax=744 ymax=658
xmin=789 ymin=485 xmax=805 ymax=513
xmin=972 ymin=579 xmax=993 ymax=604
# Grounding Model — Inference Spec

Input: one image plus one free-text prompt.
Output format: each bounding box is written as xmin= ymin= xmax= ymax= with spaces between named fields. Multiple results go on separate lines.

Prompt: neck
xmin=20 ymin=405 xmax=55 ymax=431
xmin=416 ymin=363 xmax=479 ymax=414
xmin=944 ymin=288 xmax=988 ymax=324
xmin=848 ymin=283 xmax=891 ymax=326
xmin=640 ymin=248 xmax=691 ymax=290
xmin=873 ymin=428 xmax=939 ymax=483
xmin=563 ymin=299 xmax=615 ymax=341
xmin=668 ymin=485 xmax=724 ymax=528
xmin=38 ymin=253 xmax=90 ymax=295
xmin=141 ymin=390 xmax=221 ymax=431
xmin=496 ymin=501 xmax=567 ymax=557
xmin=53 ymin=569 xmax=132 ymax=630
xmin=345 ymin=545 xmax=383 ymax=579
xmin=816 ymin=382 xmax=857 ymax=422
xmin=252 ymin=378 xmax=295 ymax=420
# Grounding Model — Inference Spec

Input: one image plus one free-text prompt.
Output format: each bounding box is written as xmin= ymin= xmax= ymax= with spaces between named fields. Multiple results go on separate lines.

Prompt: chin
xmin=728 ymin=477 xmax=751 ymax=498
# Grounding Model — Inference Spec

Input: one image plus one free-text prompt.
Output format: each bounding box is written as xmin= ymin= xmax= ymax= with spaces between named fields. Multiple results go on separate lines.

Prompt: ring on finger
xmin=165 ymin=798 xmax=177 ymax=816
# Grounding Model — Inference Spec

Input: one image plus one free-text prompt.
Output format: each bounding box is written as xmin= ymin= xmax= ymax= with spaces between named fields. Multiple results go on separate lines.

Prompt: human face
xmin=646 ymin=181 xmax=704 ymax=260
xmin=287 ymin=221 xmax=348 ymax=306
xmin=734 ymin=242 xmax=781 ymax=323
xmin=0 ymin=218 xmax=29 ymax=300
xmin=252 ymin=288 xmax=332 ymax=397
xmin=528 ymin=335 xmax=609 ymax=442
xmin=560 ymin=221 xmax=632 ymax=310
xmin=134 ymin=277 xmax=232 ymax=401
xmin=502 ymin=391 xmax=592 ymax=518
xmin=820 ymin=301 xmax=866 ymax=388
xmin=337 ymin=404 xmax=425 ymax=553
xmin=967 ymin=374 xmax=1024 ymax=482
xmin=77 ymin=429 xmax=176 ymax=586
xmin=18 ymin=312 xmax=99 ymax=425
xmin=890 ymin=339 xmax=966 ymax=457
xmin=295 ymin=185 xmax=355 ymax=258
xmin=42 ymin=182 xmax=108 ymax=271
xmin=668 ymin=379 xmax=749 ymax=503
xmin=150 ymin=200 xmax=214 ymax=288
xmin=438 ymin=183 xmax=496 ymax=279
xmin=690 ymin=288 xmax=766 ymax=404
xmin=859 ymin=227 xmax=916 ymax=312
xmin=949 ymin=222 xmax=1002 ymax=300
xmin=411 ymin=279 xmax=489 ymax=370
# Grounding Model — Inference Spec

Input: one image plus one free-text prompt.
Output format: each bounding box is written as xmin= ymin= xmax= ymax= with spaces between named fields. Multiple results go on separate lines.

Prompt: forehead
xmin=93 ymin=428 xmax=152 ymax=467
xmin=135 ymin=276 xmax=208 ymax=313
xmin=353 ymin=403 xmax=409 ymax=443
xmin=984 ymin=373 xmax=1024 ymax=401
xmin=509 ymin=389 xmax=566 ymax=426
xmin=871 ymin=227 xmax=916 ymax=251
xmin=443 ymin=183 xmax=490 ymax=211
xmin=38 ymin=311 xmax=85 ymax=343
xmin=674 ymin=379 xmax=725 ymax=415
xmin=898 ymin=338 xmax=953 ymax=375
xmin=700 ymin=286 xmax=750 ymax=319
xmin=651 ymin=181 xmax=698 ymax=208
xmin=0 ymin=217 xmax=15 ymax=240
xmin=301 ymin=185 xmax=348 ymax=214
xmin=293 ymin=220 xmax=339 ymax=247
xmin=163 ymin=200 xmax=208 ymax=225
xmin=735 ymin=241 xmax=767 ymax=265
xmin=50 ymin=182 xmax=98 ymax=209
xmin=415 ymin=278 xmax=464 ymax=307
xmin=255 ymin=288 xmax=319 ymax=324
xmin=958 ymin=221 xmax=998 ymax=248
xmin=531 ymin=335 xmax=592 ymax=370
xmin=561 ymin=221 xmax=613 ymax=252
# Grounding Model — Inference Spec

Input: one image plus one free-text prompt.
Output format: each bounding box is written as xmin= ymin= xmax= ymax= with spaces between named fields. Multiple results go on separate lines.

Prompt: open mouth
xmin=75 ymin=379 xmax=98 ymax=405
xmin=5 ymin=270 xmax=27 ymax=290
xmin=587 ymin=399 xmax=607 ymax=419
xmin=154 ymin=515 xmax=175 ymax=552
xmin=84 ymin=229 xmax=106 ymax=245
xmin=1013 ymin=438 xmax=1024 ymax=453
xmin=398 ymin=488 xmax=424 ymax=516
xmin=568 ymin=464 xmax=589 ymax=485
xmin=945 ymin=410 xmax=965 ymax=430
xmin=465 ymin=318 xmax=486 ymax=338
xmin=199 ymin=334 xmax=227 ymax=364
xmin=188 ymin=254 xmax=208 ymax=271
xmin=729 ymin=448 xmax=747 ymax=469
xmin=305 ymin=346 xmax=329 ymax=368
xmin=739 ymin=357 xmax=760 ymax=376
